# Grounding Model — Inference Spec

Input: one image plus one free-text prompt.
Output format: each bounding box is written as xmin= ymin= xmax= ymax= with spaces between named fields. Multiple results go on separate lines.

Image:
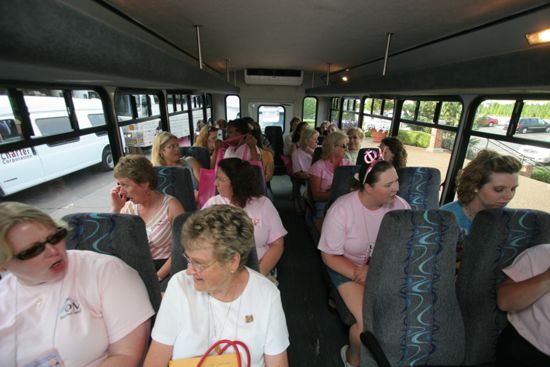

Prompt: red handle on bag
xmin=196 ymin=339 xmax=251 ymax=367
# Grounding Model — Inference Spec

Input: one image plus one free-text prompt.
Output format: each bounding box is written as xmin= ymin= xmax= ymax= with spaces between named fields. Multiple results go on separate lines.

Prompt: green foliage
xmin=532 ymin=167 xmax=550 ymax=184
xmin=365 ymin=129 xmax=372 ymax=138
xmin=397 ymin=130 xmax=430 ymax=148
xmin=303 ymin=97 xmax=317 ymax=121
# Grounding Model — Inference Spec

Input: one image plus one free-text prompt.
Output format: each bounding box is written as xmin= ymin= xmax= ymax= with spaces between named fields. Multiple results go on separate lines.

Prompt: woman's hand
xmin=245 ymin=133 xmax=257 ymax=148
xmin=352 ymin=265 xmax=368 ymax=285
xmin=110 ymin=186 xmax=127 ymax=213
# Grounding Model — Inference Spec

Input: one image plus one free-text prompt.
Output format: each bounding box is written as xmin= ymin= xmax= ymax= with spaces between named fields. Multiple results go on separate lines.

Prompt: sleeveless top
xmin=125 ymin=194 xmax=174 ymax=260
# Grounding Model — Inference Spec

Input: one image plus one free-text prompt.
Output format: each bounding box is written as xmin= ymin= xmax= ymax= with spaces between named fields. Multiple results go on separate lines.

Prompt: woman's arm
xmin=100 ymin=320 xmax=151 ymax=367
xmin=321 ymin=252 xmax=365 ymax=283
xmin=185 ymin=156 xmax=202 ymax=184
xmin=497 ymin=267 xmax=550 ymax=312
xmin=310 ymin=175 xmax=330 ymax=202
xmin=259 ymin=237 xmax=284 ymax=275
xmin=143 ymin=340 xmax=174 ymax=367
xmin=265 ymin=351 xmax=289 ymax=367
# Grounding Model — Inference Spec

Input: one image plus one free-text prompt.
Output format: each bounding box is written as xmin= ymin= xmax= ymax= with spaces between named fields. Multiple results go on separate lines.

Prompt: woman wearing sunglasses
xmin=318 ymin=160 xmax=410 ymax=367
xmin=308 ymin=131 xmax=353 ymax=231
xmin=0 ymin=202 xmax=154 ymax=366
xmin=144 ymin=205 xmax=289 ymax=367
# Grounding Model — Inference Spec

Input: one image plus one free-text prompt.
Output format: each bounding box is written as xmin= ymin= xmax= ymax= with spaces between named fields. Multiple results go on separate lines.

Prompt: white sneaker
xmin=340 ymin=345 xmax=353 ymax=367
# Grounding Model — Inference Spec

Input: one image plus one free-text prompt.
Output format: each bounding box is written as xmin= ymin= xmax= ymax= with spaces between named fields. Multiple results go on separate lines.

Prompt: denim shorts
xmin=313 ymin=201 xmax=328 ymax=220
xmin=326 ymin=266 xmax=352 ymax=287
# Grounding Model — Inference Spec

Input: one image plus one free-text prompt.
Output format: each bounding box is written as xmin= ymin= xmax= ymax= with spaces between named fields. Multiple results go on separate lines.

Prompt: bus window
xmin=341 ymin=97 xmax=360 ymax=130
xmin=258 ymin=105 xmax=285 ymax=131
xmin=330 ymin=97 xmax=340 ymax=124
xmin=473 ymin=99 xmax=514 ymax=133
xmin=0 ymin=88 xmax=23 ymax=145
xmin=302 ymin=96 xmax=317 ymax=129
xmin=226 ymin=95 xmax=240 ymax=120
xmin=115 ymin=91 xmax=162 ymax=150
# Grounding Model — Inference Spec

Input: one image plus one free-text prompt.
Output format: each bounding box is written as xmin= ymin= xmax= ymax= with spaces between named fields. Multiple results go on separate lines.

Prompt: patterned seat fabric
xmin=170 ymin=212 xmax=260 ymax=279
xmin=62 ymin=212 xmax=162 ymax=312
xmin=456 ymin=208 xmax=550 ymax=366
xmin=397 ymin=167 xmax=441 ymax=210
xmin=362 ymin=210 xmax=465 ymax=366
xmin=155 ymin=165 xmax=197 ymax=212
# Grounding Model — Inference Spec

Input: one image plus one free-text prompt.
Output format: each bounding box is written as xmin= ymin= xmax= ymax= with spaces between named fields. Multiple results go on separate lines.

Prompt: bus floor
xmin=270 ymin=175 xmax=348 ymax=367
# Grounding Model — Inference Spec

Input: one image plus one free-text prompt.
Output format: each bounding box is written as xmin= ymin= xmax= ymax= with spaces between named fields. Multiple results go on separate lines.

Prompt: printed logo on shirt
xmin=252 ymin=218 xmax=260 ymax=226
xmin=59 ymin=297 xmax=81 ymax=319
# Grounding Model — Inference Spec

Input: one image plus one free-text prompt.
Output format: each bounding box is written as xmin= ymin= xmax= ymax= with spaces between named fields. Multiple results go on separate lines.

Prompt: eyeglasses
xmin=336 ymin=143 xmax=348 ymax=149
xmin=182 ymin=253 xmax=218 ymax=272
xmin=14 ymin=227 xmax=68 ymax=261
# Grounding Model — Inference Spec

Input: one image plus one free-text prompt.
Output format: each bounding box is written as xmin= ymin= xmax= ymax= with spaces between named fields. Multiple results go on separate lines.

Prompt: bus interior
xmin=1 ymin=1 xmax=550 ymax=366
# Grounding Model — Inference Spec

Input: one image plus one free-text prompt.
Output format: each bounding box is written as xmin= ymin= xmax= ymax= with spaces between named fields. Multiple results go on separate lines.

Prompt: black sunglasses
xmin=14 ymin=227 xmax=68 ymax=261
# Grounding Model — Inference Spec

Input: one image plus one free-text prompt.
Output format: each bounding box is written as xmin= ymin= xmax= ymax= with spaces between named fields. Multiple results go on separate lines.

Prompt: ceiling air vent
xmin=244 ymin=69 xmax=303 ymax=86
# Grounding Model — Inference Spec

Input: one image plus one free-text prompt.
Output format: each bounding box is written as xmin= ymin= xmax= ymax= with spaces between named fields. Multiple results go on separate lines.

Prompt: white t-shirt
xmin=152 ymin=268 xmax=289 ymax=367
xmin=203 ymin=196 xmax=287 ymax=260
xmin=318 ymin=190 xmax=411 ymax=266
xmin=503 ymin=244 xmax=550 ymax=356
xmin=0 ymin=250 xmax=154 ymax=367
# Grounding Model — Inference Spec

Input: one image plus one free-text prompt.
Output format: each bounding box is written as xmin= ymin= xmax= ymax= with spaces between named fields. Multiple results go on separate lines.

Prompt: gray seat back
xmin=397 ymin=167 xmax=441 ymax=210
xmin=362 ymin=209 xmax=464 ymax=366
xmin=330 ymin=165 xmax=360 ymax=204
xmin=180 ymin=146 xmax=211 ymax=169
xmin=456 ymin=208 xmax=550 ymax=366
xmin=62 ymin=212 xmax=162 ymax=312
xmin=155 ymin=166 xmax=197 ymax=212
xmin=170 ymin=212 xmax=260 ymax=278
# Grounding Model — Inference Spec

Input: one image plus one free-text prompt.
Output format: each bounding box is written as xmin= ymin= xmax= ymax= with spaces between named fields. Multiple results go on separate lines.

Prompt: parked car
xmin=515 ymin=117 xmax=550 ymax=134
xmin=475 ymin=115 xmax=498 ymax=127
xmin=518 ymin=145 xmax=550 ymax=164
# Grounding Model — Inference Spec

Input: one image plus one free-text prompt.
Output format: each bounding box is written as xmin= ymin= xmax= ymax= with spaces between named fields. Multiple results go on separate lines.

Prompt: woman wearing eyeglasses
xmin=0 ymin=202 xmax=154 ymax=366
xmin=318 ymin=161 xmax=410 ymax=367
xmin=203 ymin=158 xmax=287 ymax=278
xmin=308 ymin=131 xmax=353 ymax=231
xmin=144 ymin=205 xmax=289 ymax=367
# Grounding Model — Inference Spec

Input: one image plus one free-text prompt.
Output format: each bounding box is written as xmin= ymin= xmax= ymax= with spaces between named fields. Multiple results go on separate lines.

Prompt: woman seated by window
xmin=151 ymin=131 xmax=201 ymax=189
xmin=144 ymin=205 xmax=289 ymax=367
xmin=308 ymin=131 xmax=353 ymax=231
xmin=203 ymin=158 xmax=287 ymax=278
xmin=318 ymin=160 xmax=410 ymax=367
xmin=111 ymin=154 xmax=184 ymax=282
xmin=0 ymin=202 xmax=154 ymax=366
xmin=345 ymin=127 xmax=364 ymax=164
xmin=379 ymin=136 xmax=407 ymax=170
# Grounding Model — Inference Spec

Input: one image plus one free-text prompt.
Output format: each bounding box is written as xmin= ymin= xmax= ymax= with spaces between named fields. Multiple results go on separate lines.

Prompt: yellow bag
xmin=168 ymin=339 xmax=250 ymax=367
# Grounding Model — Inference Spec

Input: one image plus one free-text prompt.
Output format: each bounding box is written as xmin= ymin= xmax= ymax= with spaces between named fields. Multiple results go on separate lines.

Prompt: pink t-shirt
xmin=0 ymin=250 xmax=154 ymax=366
xmin=503 ymin=244 xmax=550 ymax=356
xmin=309 ymin=158 xmax=352 ymax=193
xmin=203 ymin=195 xmax=287 ymax=260
xmin=224 ymin=144 xmax=260 ymax=162
xmin=291 ymin=148 xmax=313 ymax=174
xmin=318 ymin=191 xmax=411 ymax=266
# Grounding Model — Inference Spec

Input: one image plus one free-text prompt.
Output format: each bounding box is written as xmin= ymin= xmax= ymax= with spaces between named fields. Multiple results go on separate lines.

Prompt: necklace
xmin=207 ymin=295 xmax=243 ymax=352
xmin=359 ymin=193 xmax=377 ymax=265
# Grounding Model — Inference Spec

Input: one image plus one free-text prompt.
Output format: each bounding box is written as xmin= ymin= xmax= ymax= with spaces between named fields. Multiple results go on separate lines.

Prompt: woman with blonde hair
xmin=308 ymin=131 xmax=353 ymax=230
xmin=151 ymin=131 xmax=201 ymax=188
xmin=345 ymin=127 xmax=364 ymax=164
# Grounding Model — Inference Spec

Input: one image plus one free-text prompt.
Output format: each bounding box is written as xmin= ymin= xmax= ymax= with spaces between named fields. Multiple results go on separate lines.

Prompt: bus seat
xmin=397 ymin=167 xmax=441 ymax=210
xmin=361 ymin=209 xmax=464 ymax=367
xmin=264 ymin=126 xmax=286 ymax=175
xmin=456 ymin=208 xmax=550 ymax=366
xmin=330 ymin=165 xmax=359 ymax=205
xmin=154 ymin=166 xmax=197 ymax=212
xmin=180 ymin=146 xmax=211 ymax=169
xmin=170 ymin=212 xmax=260 ymax=279
xmin=312 ymin=146 xmax=322 ymax=165
xmin=62 ymin=212 xmax=162 ymax=312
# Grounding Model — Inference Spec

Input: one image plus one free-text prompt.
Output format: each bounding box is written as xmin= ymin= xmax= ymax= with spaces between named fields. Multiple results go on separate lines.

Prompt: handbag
xmin=168 ymin=339 xmax=251 ymax=367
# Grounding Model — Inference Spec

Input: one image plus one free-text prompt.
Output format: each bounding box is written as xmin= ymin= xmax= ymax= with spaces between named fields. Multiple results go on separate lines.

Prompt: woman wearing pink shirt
xmin=308 ymin=131 xmax=352 ymax=231
xmin=203 ymin=158 xmax=287 ymax=277
xmin=318 ymin=160 xmax=410 ymax=367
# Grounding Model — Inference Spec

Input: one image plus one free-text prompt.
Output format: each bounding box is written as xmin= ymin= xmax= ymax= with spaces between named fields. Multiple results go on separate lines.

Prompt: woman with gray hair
xmin=0 ymin=202 xmax=154 ymax=366
xmin=144 ymin=205 xmax=289 ymax=367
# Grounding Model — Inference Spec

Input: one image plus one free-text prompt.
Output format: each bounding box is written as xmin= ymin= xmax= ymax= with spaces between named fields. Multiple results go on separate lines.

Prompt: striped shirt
xmin=125 ymin=194 xmax=174 ymax=260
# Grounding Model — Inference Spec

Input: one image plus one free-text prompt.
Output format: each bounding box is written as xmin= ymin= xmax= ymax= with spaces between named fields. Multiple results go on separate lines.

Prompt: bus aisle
xmin=270 ymin=175 xmax=348 ymax=367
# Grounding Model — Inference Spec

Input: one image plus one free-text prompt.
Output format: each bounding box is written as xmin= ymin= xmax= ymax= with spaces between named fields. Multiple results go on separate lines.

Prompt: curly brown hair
xmin=381 ymin=136 xmax=407 ymax=170
xmin=456 ymin=149 xmax=522 ymax=204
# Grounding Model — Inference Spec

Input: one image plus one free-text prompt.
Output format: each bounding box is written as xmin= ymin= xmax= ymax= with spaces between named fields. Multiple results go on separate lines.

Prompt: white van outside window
xmin=0 ymin=90 xmax=112 ymax=197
